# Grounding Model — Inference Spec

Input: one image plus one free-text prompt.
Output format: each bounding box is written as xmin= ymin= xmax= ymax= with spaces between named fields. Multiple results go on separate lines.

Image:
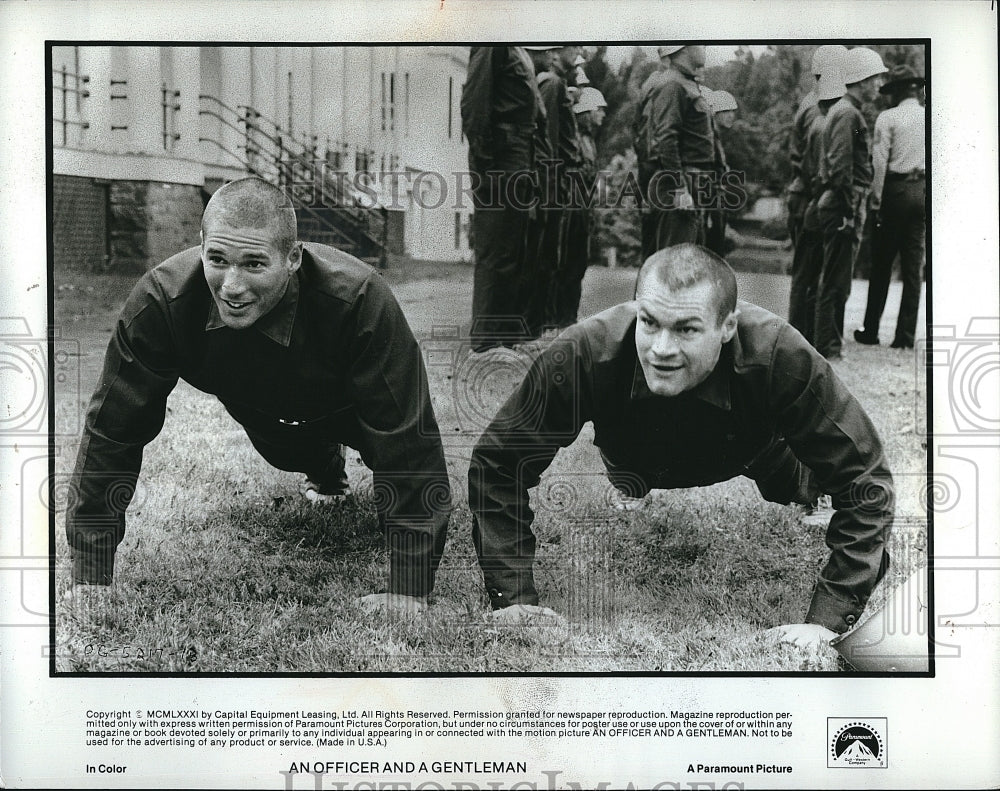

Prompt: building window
xmin=160 ymin=49 xmax=179 ymax=151
xmin=109 ymin=46 xmax=129 ymax=136
xmin=51 ymin=46 xmax=90 ymax=146
xmin=404 ymin=72 xmax=410 ymax=136
xmin=454 ymin=211 xmax=461 ymax=249
xmin=381 ymin=72 xmax=387 ymax=131
xmin=381 ymin=71 xmax=397 ymax=133
xmin=389 ymin=72 xmax=395 ymax=132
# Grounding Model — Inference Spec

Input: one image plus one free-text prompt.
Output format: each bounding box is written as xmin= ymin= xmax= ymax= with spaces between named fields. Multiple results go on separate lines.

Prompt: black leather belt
xmin=886 ymin=169 xmax=925 ymax=182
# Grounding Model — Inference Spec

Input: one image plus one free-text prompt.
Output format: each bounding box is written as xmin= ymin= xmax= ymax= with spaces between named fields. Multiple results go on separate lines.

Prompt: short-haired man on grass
xmin=469 ymin=244 xmax=893 ymax=649
xmin=65 ymin=177 xmax=450 ymax=615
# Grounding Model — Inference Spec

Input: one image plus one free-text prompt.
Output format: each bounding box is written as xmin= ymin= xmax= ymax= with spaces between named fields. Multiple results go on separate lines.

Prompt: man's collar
xmin=898 ymin=97 xmax=920 ymax=107
xmin=844 ymin=91 xmax=863 ymax=109
xmin=204 ymin=269 xmax=299 ymax=346
xmin=629 ymin=342 xmax=734 ymax=410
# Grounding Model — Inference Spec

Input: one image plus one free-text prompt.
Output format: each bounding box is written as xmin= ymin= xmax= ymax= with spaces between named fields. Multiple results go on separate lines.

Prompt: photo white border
xmin=2 ymin=2 xmax=998 ymax=788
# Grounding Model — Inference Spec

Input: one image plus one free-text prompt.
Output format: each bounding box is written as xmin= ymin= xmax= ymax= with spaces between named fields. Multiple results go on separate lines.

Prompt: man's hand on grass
xmin=358 ymin=593 xmax=428 ymax=616
xmin=767 ymin=623 xmax=837 ymax=649
xmin=490 ymin=604 xmax=566 ymax=625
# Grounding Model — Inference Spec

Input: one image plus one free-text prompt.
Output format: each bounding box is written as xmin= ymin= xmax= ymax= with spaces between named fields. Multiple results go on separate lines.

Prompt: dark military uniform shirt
xmin=461 ymin=46 xmax=543 ymax=167
xmin=822 ymin=93 xmax=873 ymax=214
xmin=67 ymin=243 xmax=450 ymax=597
xmin=634 ymin=67 xmax=716 ymax=175
xmin=788 ymin=90 xmax=820 ymax=196
xmin=469 ymin=301 xmax=894 ymax=633
xmin=803 ymin=109 xmax=831 ymax=196
xmin=537 ymin=63 xmax=582 ymax=169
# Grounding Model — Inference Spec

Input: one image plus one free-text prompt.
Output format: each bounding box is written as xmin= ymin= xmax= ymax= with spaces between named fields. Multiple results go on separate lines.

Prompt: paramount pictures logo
xmin=827 ymin=718 xmax=887 ymax=768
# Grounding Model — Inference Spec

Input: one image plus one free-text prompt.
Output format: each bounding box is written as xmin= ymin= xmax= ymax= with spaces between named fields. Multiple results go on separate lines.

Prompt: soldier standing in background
xmin=854 ymin=64 xmax=926 ymax=350
xmin=634 ymin=45 xmax=715 ymax=258
xmin=814 ymin=47 xmax=887 ymax=360
xmin=555 ymin=85 xmax=607 ymax=329
xmin=703 ymin=89 xmax=738 ymax=257
xmin=461 ymin=46 xmax=544 ymax=352
xmin=787 ymin=46 xmax=849 ymax=250
xmin=525 ymin=45 xmax=582 ymax=336
xmin=787 ymin=56 xmax=848 ymax=344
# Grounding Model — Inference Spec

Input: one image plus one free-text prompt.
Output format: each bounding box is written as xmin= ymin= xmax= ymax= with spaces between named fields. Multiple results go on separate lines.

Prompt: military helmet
xmin=841 ymin=47 xmax=888 ymax=86
xmin=811 ymin=44 xmax=848 ymax=76
xmin=816 ymin=67 xmax=847 ymax=101
xmin=707 ymin=90 xmax=738 ymax=113
xmin=574 ymin=86 xmax=607 ymax=114
xmin=658 ymin=45 xmax=685 ymax=58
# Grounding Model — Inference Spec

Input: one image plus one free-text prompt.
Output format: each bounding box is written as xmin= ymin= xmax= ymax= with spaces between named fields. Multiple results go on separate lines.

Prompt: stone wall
xmin=109 ymin=180 xmax=205 ymax=272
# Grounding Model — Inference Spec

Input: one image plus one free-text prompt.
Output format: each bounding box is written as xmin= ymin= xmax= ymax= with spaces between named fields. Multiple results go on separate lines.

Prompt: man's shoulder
xmin=561 ymin=302 xmax=635 ymax=362
xmin=830 ymin=96 xmax=865 ymax=124
xmin=659 ymin=69 xmax=694 ymax=98
xmin=299 ymin=242 xmax=386 ymax=305
xmin=733 ymin=301 xmax=794 ymax=367
xmin=638 ymin=69 xmax=670 ymax=100
xmin=796 ymin=93 xmax=820 ymax=127
xmin=146 ymin=246 xmax=207 ymax=299
xmin=796 ymin=90 xmax=818 ymax=115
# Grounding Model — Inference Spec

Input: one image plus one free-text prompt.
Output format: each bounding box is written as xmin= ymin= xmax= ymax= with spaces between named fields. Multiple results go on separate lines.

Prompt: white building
xmin=51 ymin=45 xmax=472 ymax=272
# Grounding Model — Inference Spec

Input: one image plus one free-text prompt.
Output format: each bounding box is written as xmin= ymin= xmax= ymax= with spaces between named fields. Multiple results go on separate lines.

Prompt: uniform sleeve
xmin=468 ymin=335 xmax=594 ymax=609
xmin=345 ymin=273 xmax=451 ymax=598
xmin=768 ymin=326 xmax=894 ymax=633
xmin=788 ymin=102 xmax=809 ymax=192
xmin=460 ymin=46 xmax=495 ymax=161
xmin=537 ymin=74 xmax=562 ymax=161
xmin=558 ymin=84 xmax=582 ymax=166
xmin=648 ymin=80 xmax=686 ymax=178
xmin=66 ymin=273 xmax=180 ymax=585
xmin=870 ymin=111 xmax=892 ymax=207
xmin=822 ymin=107 xmax=858 ymax=213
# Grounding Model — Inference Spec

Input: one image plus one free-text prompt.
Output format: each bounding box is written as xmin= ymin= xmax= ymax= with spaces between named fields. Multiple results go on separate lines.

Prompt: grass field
xmin=53 ymin=254 xmax=928 ymax=673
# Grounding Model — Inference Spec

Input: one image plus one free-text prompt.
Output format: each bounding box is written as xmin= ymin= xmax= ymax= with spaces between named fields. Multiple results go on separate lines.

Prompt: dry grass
xmin=52 ymin=259 xmax=928 ymax=673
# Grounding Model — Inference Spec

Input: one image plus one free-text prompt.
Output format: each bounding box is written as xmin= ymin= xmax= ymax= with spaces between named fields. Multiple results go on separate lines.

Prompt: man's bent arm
xmin=66 ymin=274 xmax=179 ymax=584
xmin=769 ymin=326 xmax=894 ymax=633
xmin=346 ymin=272 xmax=451 ymax=598
xmin=468 ymin=336 xmax=592 ymax=609
xmin=460 ymin=46 xmax=496 ymax=162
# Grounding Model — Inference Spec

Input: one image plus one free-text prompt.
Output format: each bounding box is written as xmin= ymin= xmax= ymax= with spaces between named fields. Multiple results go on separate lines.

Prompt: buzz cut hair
xmin=201 ymin=177 xmax=297 ymax=257
xmin=634 ymin=244 xmax=738 ymax=325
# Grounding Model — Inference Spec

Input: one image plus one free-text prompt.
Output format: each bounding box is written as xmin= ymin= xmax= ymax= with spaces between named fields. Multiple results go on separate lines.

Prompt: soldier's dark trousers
xmin=786 ymin=190 xmax=808 ymax=249
xmin=787 ymin=203 xmax=824 ymax=344
xmin=641 ymin=208 xmax=704 ymax=260
xmin=523 ymin=205 xmax=564 ymax=335
xmin=815 ymin=193 xmax=865 ymax=358
xmin=601 ymin=438 xmax=819 ymax=506
xmin=861 ymin=177 xmax=925 ymax=347
xmin=469 ymin=134 xmax=534 ymax=351
xmin=704 ymin=208 xmax=728 ymax=257
xmin=242 ymin=422 xmax=348 ymax=491
xmin=551 ymin=207 xmax=590 ymax=328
